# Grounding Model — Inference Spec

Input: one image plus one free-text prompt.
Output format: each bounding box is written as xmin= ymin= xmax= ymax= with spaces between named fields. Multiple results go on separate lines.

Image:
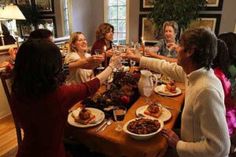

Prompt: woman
xmin=11 ymin=39 xmax=121 ymax=157
xmin=65 ymin=32 xmax=95 ymax=84
xmin=125 ymin=28 xmax=230 ymax=157
xmin=145 ymin=21 xmax=178 ymax=62
xmin=91 ymin=23 xmax=114 ymax=67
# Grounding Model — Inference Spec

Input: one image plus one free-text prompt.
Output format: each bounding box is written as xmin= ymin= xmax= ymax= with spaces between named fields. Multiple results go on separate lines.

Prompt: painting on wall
xmin=138 ymin=14 xmax=158 ymax=45
xmin=205 ymin=0 xmax=223 ymax=11
xmin=37 ymin=16 xmax=57 ymax=37
xmin=35 ymin=0 xmax=54 ymax=13
xmin=234 ymin=24 xmax=236 ymax=33
xmin=189 ymin=14 xmax=221 ymax=35
xmin=16 ymin=0 xmax=31 ymax=5
xmin=140 ymin=0 xmax=154 ymax=11
xmin=20 ymin=24 xmax=34 ymax=37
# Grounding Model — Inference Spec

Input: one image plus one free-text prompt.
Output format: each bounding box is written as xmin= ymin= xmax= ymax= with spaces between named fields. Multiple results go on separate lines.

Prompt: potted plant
xmin=148 ymin=0 xmax=207 ymax=38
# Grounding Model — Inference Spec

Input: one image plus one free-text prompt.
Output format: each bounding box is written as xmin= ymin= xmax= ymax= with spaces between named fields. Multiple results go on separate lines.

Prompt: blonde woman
xmin=65 ymin=32 xmax=97 ymax=84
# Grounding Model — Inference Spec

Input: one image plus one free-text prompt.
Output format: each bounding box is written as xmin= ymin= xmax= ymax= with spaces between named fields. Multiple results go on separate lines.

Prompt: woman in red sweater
xmin=11 ymin=39 xmax=121 ymax=157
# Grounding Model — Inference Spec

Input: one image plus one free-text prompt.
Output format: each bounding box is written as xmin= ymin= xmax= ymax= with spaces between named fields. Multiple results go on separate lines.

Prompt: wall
xmin=220 ymin=0 xmax=236 ymax=33
xmin=71 ymin=0 xmax=104 ymax=45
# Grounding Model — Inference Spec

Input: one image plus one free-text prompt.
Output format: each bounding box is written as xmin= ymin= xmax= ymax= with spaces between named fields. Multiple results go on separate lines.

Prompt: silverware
xmin=100 ymin=119 xmax=113 ymax=132
xmin=95 ymin=119 xmax=107 ymax=132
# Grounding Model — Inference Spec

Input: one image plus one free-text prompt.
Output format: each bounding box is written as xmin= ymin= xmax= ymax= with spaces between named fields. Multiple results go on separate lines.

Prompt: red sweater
xmin=12 ymin=78 xmax=100 ymax=157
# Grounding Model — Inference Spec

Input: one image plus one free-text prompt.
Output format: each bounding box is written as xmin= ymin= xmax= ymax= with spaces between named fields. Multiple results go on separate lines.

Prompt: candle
xmin=104 ymin=45 xmax=107 ymax=52
xmin=104 ymin=45 xmax=107 ymax=67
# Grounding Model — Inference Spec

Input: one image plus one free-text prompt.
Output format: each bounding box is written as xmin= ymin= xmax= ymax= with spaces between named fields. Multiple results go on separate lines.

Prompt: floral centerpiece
xmin=82 ymin=71 xmax=140 ymax=116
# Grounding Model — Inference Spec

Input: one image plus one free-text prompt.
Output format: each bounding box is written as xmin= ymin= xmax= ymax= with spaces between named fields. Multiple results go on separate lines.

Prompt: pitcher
xmin=138 ymin=70 xmax=158 ymax=96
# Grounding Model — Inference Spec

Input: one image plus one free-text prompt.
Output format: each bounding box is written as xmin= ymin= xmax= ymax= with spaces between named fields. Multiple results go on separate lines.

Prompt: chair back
xmin=0 ymin=71 xmax=23 ymax=147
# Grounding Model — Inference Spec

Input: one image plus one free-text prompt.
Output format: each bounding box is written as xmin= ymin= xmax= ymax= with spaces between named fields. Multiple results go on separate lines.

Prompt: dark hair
xmin=29 ymin=29 xmax=53 ymax=40
xmin=12 ymin=39 xmax=63 ymax=99
xmin=180 ymin=28 xmax=217 ymax=70
xmin=212 ymin=39 xmax=231 ymax=78
xmin=96 ymin=23 xmax=114 ymax=40
xmin=218 ymin=32 xmax=236 ymax=65
xmin=0 ymin=23 xmax=16 ymax=45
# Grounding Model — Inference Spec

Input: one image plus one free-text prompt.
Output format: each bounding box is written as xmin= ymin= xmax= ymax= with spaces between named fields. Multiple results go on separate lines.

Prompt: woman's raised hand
xmin=109 ymin=54 xmax=122 ymax=70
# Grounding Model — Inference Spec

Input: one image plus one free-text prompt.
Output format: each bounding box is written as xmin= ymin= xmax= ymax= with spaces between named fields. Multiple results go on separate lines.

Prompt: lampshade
xmin=0 ymin=4 xmax=25 ymax=20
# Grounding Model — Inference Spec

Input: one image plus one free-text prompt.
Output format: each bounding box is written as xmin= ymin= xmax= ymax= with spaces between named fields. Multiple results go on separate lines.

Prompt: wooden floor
xmin=0 ymin=115 xmax=17 ymax=157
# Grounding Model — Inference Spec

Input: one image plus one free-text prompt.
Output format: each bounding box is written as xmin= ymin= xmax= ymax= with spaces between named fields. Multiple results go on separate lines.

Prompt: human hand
xmin=89 ymin=54 xmax=104 ymax=64
xmin=167 ymin=43 xmax=178 ymax=51
xmin=8 ymin=47 xmax=17 ymax=61
xmin=123 ymin=48 xmax=141 ymax=62
xmin=106 ymin=49 xmax=113 ymax=57
xmin=161 ymin=129 xmax=180 ymax=148
xmin=109 ymin=54 xmax=122 ymax=70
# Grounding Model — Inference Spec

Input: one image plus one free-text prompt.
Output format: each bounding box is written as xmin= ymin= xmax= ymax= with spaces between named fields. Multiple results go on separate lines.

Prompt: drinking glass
xmin=113 ymin=106 xmax=127 ymax=132
xmin=143 ymin=86 xmax=153 ymax=104
xmin=94 ymin=49 xmax=105 ymax=70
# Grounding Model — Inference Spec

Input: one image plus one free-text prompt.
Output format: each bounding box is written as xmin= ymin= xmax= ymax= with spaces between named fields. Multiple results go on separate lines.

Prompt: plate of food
xmin=136 ymin=103 xmax=172 ymax=122
xmin=123 ymin=117 xmax=164 ymax=140
xmin=67 ymin=107 xmax=105 ymax=128
xmin=154 ymin=81 xmax=181 ymax=97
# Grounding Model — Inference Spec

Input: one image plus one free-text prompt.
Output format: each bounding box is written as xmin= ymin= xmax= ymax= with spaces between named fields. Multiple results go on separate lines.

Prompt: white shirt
xmin=140 ymin=57 xmax=230 ymax=157
xmin=64 ymin=52 xmax=94 ymax=85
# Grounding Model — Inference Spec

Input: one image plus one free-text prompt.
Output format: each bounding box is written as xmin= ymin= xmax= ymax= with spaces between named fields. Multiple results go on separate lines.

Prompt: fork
xmin=100 ymin=119 xmax=113 ymax=132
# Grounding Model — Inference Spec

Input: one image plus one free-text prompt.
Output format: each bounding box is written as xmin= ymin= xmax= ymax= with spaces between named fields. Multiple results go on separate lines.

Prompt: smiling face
xmin=104 ymin=28 xmax=114 ymax=41
xmin=164 ymin=25 xmax=176 ymax=43
xmin=73 ymin=34 xmax=88 ymax=52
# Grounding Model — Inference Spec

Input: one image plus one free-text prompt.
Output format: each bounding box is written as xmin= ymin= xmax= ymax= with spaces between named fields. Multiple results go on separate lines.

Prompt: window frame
xmin=104 ymin=0 xmax=129 ymax=44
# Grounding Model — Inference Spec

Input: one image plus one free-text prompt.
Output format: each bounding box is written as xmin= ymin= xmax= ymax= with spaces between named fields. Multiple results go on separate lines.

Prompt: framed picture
xmin=234 ymin=24 xmax=236 ymax=33
xmin=189 ymin=14 xmax=221 ymax=35
xmin=140 ymin=0 xmax=154 ymax=12
xmin=16 ymin=0 xmax=31 ymax=5
xmin=138 ymin=14 xmax=158 ymax=45
xmin=35 ymin=0 xmax=54 ymax=13
xmin=20 ymin=24 xmax=35 ymax=37
xmin=205 ymin=0 xmax=223 ymax=11
xmin=37 ymin=16 xmax=57 ymax=37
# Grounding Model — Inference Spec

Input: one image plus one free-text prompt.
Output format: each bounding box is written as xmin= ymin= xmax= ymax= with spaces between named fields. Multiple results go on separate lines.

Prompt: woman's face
xmin=74 ymin=34 xmax=88 ymax=52
xmin=104 ymin=28 xmax=114 ymax=41
xmin=164 ymin=25 xmax=176 ymax=42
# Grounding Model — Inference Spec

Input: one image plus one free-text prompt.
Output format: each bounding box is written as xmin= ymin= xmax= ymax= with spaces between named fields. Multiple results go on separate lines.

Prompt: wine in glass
xmin=94 ymin=49 xmax=105 ymax=70
xmin=113 ymin=106 xmax=127 ymax=132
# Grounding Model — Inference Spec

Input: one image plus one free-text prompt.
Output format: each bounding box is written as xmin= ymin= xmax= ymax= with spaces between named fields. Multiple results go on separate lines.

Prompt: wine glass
xmin=143 ymin=86 xmax=153 ymax=104
xmin=94 ymin=49 xmax=105 ymax=70
xmin=113 ymin=106 xmax=127 ymax=132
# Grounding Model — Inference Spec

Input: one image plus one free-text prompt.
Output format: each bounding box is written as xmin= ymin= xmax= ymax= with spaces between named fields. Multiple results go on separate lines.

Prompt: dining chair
xmin=0 ymin=71 xmax=23 ymax=147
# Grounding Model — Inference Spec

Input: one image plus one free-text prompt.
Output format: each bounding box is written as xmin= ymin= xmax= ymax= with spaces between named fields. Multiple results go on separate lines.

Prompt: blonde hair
xmin=68 ymin=32 xmax=84 ymax=52
xmin=96 ymin=23 xmax=114 ymax=40
xmin=162 ymin=21 xmax=179 ymax=34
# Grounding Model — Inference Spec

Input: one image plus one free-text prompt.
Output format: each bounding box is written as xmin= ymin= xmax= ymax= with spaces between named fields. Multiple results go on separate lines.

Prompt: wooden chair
xmin=0 ymin=71 xmax=23 ymax=147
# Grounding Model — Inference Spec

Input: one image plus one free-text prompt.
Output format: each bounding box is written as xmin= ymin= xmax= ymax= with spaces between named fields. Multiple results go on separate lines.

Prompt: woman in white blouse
xmin=65 ymin=32 xmax=95 ymax=84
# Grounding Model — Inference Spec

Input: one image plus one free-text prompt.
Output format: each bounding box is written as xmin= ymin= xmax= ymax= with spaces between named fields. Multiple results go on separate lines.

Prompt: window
xmin=105 ymin=0 xmax=128 ymax=44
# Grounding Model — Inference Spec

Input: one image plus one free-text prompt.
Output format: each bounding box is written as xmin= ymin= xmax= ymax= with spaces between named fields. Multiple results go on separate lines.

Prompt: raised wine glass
xmin=94 ymin=49 xmax=105 ymax=70
xmin=113 ymin=106 xmax=127 ymax=132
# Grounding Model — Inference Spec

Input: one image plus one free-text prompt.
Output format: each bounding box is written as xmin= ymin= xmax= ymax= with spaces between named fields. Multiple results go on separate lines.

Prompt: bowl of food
xmin=123 ymin=118 xmax=164 ymax=140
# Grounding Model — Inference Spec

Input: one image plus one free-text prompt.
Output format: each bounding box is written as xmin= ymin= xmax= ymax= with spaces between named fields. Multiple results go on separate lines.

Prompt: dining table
xmin=65 ymin=75 xmax=185 ymax=157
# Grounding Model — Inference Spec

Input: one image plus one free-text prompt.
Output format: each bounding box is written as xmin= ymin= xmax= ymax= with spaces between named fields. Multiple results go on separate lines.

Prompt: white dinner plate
xmin=136 ymin=105 xmax=172 ymax=122
xmin=154 ymin=84 xmax=181 ymax=97
xmin=67 ymin=107 xmax=105 ymax=128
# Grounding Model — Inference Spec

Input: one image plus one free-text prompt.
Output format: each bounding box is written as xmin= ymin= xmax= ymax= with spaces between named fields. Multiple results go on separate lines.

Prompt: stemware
xmin=113 ymin=106 xmax=127 ymax=132
xmin=143 ymin=86 xmax=153 ymax=104
xmin=94 ymin=49 xmax=105 ymax=70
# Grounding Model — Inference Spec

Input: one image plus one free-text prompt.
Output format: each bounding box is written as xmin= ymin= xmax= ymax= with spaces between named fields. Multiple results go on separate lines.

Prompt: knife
xmin=95 ymin=119 xmax=107 ymax=132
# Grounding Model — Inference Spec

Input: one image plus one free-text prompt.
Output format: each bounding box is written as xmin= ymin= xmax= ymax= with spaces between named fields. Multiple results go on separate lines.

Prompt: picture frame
xmin=16 ymin=0 xmax=31 ymax=5
xmin=234 ymin=24 xmax=236 ymax=33
xmin=35 ymin=0 xmax=54 ymax=14
xmin=140 ymin=0 xmax=154 ymax=12
xmin=205 ymin=0 xmax=223 ymax=11
xmin=190 ymin=14 xmax=221 ymax=35
xmin=19 ymin=24 xmax=34 ymax=37
xmin=138 ymin=14 xmax=158 ymax=45
xmin=37 ymin=16 xmax=57 ymax=37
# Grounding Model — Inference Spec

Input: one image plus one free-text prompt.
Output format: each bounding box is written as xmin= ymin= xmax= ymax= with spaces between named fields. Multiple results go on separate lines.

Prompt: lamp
xmin=0 ymin=3 xmax=25 ymax=46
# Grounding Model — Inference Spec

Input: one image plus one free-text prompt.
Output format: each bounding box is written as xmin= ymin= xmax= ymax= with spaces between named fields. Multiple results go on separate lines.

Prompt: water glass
xmin=113 ymin=106 xmax=127 ymax=132
xmin=94 ymin=49 xmax=105 ymax=70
